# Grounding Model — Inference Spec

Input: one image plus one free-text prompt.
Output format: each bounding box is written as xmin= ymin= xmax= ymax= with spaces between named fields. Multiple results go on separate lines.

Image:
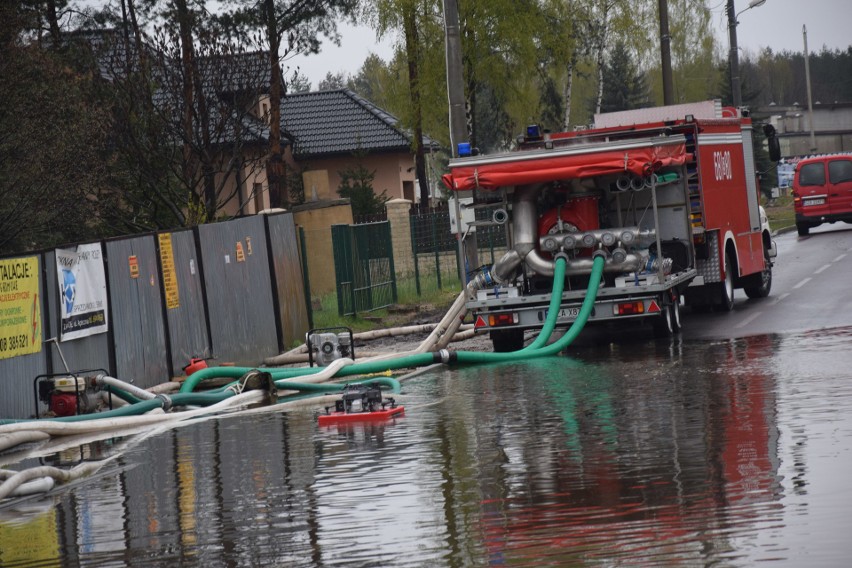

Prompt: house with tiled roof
xmin=72 ymin=30 xmax=432 ymax=217
xmin=282 ymin=88 xmax=436 ymax=204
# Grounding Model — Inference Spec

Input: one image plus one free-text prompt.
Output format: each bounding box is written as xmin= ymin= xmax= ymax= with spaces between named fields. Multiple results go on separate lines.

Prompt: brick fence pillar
xmin=385 ymin=198 xmax=413 ymax=276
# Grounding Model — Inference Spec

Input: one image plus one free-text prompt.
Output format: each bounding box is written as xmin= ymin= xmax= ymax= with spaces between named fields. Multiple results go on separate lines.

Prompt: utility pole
xmin=443 ymin=0 xmax=478 ymax=283
xmin=658 ymin=0 xmax=674 ymax=105
xmin=443 ymin=0 xmax=466 ymax=157
xmin=727 ymin=0 xmax=766 ymax=109
xmin=803 ymin=25 xmax=817 ymax=153
xmin=726 ymin=0 xmax=742 ymax=108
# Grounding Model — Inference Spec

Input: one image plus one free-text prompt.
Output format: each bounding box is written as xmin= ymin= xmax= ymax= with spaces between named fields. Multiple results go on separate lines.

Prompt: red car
xmin=793 ymin=154 xmax=852 ymax=236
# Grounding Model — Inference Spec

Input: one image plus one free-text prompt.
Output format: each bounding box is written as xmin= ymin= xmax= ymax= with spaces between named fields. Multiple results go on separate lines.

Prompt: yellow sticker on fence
xmin=158 ymin=233 xmax=180 ymax=309
xmin=0 ymin=256 xmax=42 ymax=360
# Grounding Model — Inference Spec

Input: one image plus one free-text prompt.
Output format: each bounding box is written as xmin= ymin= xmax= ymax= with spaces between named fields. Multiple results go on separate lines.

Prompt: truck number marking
xmin=541 ymin=307 xmax=581 ymax=320
xmin=713 ymin=151 xmax=733 ymax=181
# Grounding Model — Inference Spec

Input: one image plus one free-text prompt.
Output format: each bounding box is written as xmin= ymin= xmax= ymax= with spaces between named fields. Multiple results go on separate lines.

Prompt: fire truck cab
xmin=442 ymin=100 xmax=777 ymax=351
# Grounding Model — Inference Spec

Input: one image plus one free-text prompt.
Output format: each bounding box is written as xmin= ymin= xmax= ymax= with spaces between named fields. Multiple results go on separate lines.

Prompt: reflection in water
xmin=2 ymin=330 xmax=852 ymax=566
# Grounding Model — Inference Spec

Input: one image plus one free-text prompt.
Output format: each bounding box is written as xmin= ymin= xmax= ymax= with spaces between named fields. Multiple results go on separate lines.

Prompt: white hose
xmin=0 ymin=423 xmax=167 ymax=469
xmin=277 ymin=358 xmax=354 ymax=385
xmin=0 ymin=390 xmax=271 ymax=501
xmin=7 ymin=476 xmax=55 ymax=497
xmin=0 ymin=431 xmax=51 ymax=453
xmin=416 ymin=289 xmax=469 ymax=353
xmin=0 ymin=391 xmax=265 ymax=439
xmin=0 ymin=463 xmax=102 ymax=500
xmin=97 ymin=375 xmax=156 ymax=401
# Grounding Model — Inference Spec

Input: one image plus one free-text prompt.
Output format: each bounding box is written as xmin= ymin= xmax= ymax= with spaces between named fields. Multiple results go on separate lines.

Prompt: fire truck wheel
xmin=714 ymin=252 xmax=735 ymax=312
xmin=491 ymin=328 xmax=524 ymax=352
xmin=744 ymin=252 xmax=773 ymax=299
xmin=653 ymin=304 xmax=675 ymax=337
xmin=796 ymin=223 xmax=810 ymax=236
xmin=671 ymin=299 xmax=682 ymax=332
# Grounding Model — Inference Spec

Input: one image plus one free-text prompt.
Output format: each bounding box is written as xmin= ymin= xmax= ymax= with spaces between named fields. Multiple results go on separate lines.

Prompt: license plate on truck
xmin=805 ymin=198 xmax=825 ymax=206
xmin=539 ymin=307 xmax=581 ymax=321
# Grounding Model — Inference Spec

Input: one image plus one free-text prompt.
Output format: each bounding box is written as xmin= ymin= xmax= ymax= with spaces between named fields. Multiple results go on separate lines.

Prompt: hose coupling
xmin=433 ymin=349 xmax=457 ymax=364
xmin=592 ymin=248 xmax=609 ymax=260
xmin=469 ymin=268 xmax=495 ymax=291
xmin=553 ymin=251 xmax=570 ymax=264
xmin=155 ymin=393 xmax=173 ymax=412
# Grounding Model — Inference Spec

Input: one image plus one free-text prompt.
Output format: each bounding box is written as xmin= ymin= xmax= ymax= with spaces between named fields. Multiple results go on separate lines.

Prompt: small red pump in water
xmin=183 ymin=357 xmax=208 ymax=376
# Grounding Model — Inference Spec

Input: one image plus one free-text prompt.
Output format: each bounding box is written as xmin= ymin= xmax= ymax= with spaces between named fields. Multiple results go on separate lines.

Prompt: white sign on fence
xmin=55 ymin=243 xmax=109 ymax=341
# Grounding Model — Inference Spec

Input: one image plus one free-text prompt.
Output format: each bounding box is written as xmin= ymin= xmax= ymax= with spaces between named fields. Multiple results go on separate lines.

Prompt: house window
xmin=261 ymin=102 xmax=269 ymax=119
xmin=253 ymin=182 xmax=264 ymax=212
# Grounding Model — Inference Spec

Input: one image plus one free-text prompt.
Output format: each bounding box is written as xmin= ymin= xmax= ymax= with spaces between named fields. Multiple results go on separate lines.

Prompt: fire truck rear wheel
xmin=671 ymin=298 xmax=682 ymax=332
xmin=653 ymin=304 xmax=674 ymax=337
xmin=714 ymin=252 xmax=735 ymax=312
xmin=491 ymin=328 xmax=524 ymax=352
xmin=796 ymin=223 xmax=810 ymax=236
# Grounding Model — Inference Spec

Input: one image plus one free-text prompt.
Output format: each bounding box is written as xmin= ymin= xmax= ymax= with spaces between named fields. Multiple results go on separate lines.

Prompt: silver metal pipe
xmin=511 ymin=184 xmax=556 ymax=276
xmin=562 ymin=253 xmax=647 ymax=276
xmin=540 ymin=227 xmax=656 ymax=252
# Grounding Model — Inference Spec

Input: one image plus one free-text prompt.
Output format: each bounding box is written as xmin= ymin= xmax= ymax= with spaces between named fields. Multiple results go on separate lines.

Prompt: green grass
xmin=763 ymin=194 xmax=795 ymax=233
xmin=309 ymin=273 xmax=464 ymax=333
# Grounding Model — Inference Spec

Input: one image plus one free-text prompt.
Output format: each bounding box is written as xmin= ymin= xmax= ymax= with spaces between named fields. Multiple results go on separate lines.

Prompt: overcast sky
xmin=293 ymin=0 xmax=851 ymax=88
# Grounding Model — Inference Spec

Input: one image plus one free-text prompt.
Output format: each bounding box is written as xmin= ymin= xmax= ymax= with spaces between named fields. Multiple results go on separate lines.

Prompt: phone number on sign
xmin=0 ymin=334 xmax=29 ymax=352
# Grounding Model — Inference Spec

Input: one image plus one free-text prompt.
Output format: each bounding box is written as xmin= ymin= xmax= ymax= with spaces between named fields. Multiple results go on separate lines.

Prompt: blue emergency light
xmin=526 ymin=125 xmax=542 ymax=140
xmin=457 ymin=142 xmax=472 ymax=157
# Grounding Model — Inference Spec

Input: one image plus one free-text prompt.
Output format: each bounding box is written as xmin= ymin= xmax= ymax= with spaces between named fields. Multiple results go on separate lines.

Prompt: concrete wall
xmin=292 ymin=200 xmax=354 ymax=295
xmin=763 ymin=104 xmax=852 ymax=156
xmin=386 ymin=199 xmax=413 ymax=276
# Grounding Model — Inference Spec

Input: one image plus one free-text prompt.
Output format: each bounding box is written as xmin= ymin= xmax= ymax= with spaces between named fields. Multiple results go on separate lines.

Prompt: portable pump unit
xmin=306 ymin=327 xmax=354 ymax=367
xmin=34 ymin=370 xmax=111 ymax=418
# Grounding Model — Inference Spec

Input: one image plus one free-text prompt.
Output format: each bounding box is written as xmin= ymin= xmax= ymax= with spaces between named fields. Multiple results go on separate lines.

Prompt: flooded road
xmin=2 ymin=328 xmax=852 ymax=566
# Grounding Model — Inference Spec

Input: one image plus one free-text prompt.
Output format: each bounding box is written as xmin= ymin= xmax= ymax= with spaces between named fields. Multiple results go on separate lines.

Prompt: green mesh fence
xmin=331 ymin=221 xmax=397 ymax=316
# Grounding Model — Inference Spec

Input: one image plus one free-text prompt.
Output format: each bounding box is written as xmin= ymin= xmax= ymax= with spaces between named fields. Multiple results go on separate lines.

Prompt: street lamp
xmin=727 ymin=0 xmax=767 ymax=108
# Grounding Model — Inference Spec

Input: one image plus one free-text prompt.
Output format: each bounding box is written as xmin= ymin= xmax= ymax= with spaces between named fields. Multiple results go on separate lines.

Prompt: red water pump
xmin=35 ymin=373 xmax=104 ymax=418
xmin=538 ymin=196 xmax=600 ymax=238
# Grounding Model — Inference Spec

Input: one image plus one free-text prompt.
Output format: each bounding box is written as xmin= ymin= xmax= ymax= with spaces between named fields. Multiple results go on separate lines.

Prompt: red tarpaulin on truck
xmin=441 ymin=143 xmax=687 ymax=191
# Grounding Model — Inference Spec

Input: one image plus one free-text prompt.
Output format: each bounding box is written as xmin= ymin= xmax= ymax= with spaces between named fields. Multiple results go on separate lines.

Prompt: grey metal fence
xmin=0 ymin=212 xmax=309 ymax=419
xmin=197 ymin=216 xmax=280 ymax=366
xmin=266 ymin=213 xmax=310 ymax=349
xmin=106 ymin=236 xmax=170 ymax=388
xmin=159 ymin=229 xmax=211 ymax=376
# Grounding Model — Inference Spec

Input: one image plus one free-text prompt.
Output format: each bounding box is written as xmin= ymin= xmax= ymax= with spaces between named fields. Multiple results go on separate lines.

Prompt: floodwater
xmin=2 ymin=328 xmax=852 ymax=567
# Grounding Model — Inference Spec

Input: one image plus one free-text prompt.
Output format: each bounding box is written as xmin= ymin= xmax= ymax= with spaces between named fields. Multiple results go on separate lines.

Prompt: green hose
xmin=180 ymin=255 xmax=604 ymax=392
xmin=452 ymin=254 xmax=604 ymax=364
xmin=275 ymin=376 xmax=401 ymax=394
xmin=521 ymin=256 xmax=568 ymax=352
xmin=0 ymin=377 xmax=401 ymax=425
xmin=105 ymin=386 xmax=143 ymax=405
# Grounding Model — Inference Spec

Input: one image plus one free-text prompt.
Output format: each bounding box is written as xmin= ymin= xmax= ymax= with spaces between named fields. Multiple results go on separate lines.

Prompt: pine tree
xmin=598 ymin=40 xmax=647 ymax=114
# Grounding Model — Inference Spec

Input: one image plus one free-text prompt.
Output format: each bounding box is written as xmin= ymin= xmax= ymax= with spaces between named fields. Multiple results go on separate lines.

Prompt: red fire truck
xmin=442 ymin=100 xmax=779 ymax=351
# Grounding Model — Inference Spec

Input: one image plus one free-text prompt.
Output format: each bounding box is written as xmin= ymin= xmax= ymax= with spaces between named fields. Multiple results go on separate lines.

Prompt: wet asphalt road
xmin=680 ymin=224 xmax=852 ymax=340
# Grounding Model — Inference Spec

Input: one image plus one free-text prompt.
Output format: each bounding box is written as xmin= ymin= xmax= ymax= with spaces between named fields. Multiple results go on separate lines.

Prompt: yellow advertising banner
xmin=158 ymin=233 xmax=180 ymax=309
xmin=0 ymin=256 xmax=41 ymax=360
xmin=0 ymin=507 xmax=59 ymax=565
